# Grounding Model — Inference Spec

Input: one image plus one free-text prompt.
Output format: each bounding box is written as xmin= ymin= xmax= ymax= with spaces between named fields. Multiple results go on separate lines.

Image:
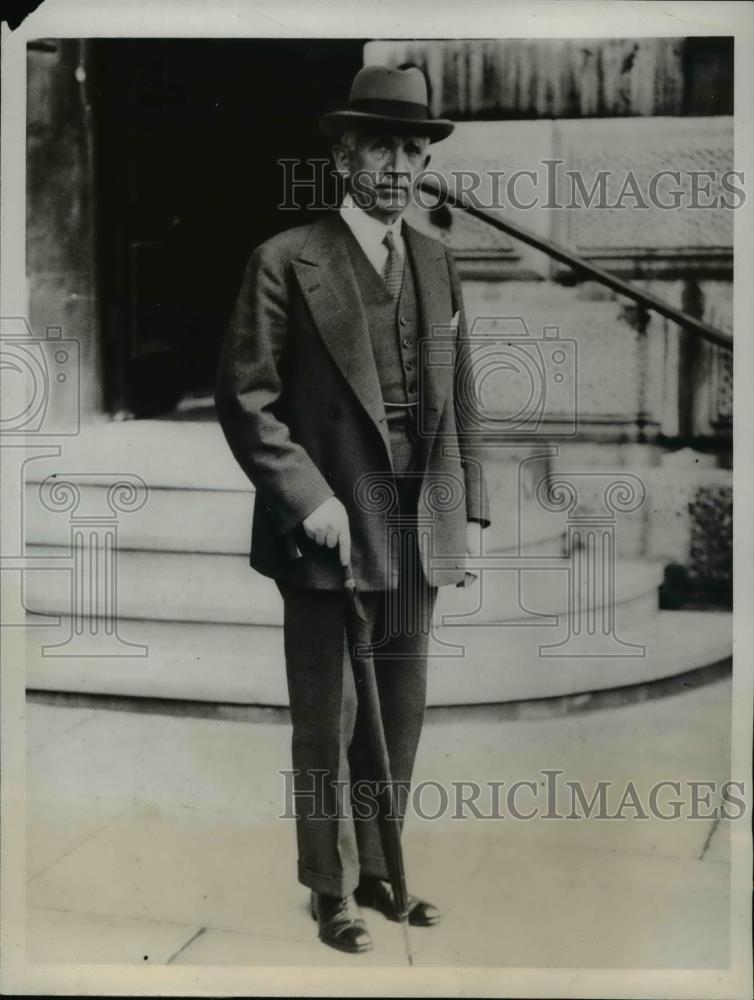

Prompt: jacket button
xmin=408 ymin=382 xmax=416 ymax=394
xmin=402 ymin=337 xmax=411 ymax=348
xmin=328 ymin=408 xmax=338 ymax=419
xmin=405 ymin=360 xmax=413 ymax=371
xmin=399 ymin=315 xmax=408 ymax=326
xmin=325 ymin=470 xmax=333 ymax=481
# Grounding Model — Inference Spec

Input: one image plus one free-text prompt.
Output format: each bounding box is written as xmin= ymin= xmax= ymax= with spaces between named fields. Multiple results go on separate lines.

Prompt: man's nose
xmin=382 ymin=149 xmax=410 ymax=184
xmin=393 ymin=146 xmax=411 ymax=175
xmin=380 ymin=146 xmax=398 ymax=176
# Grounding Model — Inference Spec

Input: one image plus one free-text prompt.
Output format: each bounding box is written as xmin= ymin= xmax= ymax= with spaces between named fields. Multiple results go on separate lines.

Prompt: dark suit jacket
xmin=215 ymin=211 xmax=490 ymax=591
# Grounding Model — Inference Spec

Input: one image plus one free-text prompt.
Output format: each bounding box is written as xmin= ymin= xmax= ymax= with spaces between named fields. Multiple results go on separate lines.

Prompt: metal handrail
xmin=418 ymin=178 xmax=733 ymax=352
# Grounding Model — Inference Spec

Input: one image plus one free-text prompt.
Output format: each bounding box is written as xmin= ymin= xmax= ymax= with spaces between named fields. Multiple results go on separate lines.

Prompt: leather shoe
xmin=310 ymin=891 xmax=373 ymax=954
xmin=354 ymin=877 xmax=442 ymax=927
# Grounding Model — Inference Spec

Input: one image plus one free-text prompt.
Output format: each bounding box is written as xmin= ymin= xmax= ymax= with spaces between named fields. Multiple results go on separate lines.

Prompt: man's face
xmin=335 ymin=131 xmax=431 ymax=223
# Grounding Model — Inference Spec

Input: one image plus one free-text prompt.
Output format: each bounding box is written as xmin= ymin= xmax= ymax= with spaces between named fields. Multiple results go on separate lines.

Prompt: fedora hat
xmin=319 ymin=65 xmax=455 ymax=144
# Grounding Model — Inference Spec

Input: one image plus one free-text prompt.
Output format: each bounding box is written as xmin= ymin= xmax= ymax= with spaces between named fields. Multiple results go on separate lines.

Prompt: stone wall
xmin=26 ymin=39 xmax=103 ymax=425
xmin=457 ymin=277 xmax=730 ymax=444
xmin=365 ymin=38 xmax=732 ymax=119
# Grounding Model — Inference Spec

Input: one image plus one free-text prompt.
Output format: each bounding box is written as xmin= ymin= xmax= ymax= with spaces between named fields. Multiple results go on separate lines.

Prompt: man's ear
xmin=332 ymin=144 xmax=349 ymax=177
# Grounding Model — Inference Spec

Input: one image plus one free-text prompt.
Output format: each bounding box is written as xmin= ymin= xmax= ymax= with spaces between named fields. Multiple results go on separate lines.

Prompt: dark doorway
xmin=91 ymin=38 xmax=366 ymax=418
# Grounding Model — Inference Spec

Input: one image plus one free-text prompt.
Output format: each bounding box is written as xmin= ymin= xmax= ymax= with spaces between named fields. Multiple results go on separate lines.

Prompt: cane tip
xmin=401 ymin=921 xmax=413 ymax=966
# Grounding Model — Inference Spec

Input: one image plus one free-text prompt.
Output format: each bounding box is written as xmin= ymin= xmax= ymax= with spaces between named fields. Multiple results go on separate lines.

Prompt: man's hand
xmin=301 ymin=496 xmax=352 ymax=567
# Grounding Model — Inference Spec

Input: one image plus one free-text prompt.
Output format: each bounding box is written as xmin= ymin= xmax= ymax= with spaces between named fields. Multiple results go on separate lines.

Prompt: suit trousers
xmin=275 ymin=467 xmax=438 ymax=897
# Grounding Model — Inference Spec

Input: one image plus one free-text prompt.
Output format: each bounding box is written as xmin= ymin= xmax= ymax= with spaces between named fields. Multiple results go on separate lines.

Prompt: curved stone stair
xmin=21 ymin=422 xmax=731 ymax=707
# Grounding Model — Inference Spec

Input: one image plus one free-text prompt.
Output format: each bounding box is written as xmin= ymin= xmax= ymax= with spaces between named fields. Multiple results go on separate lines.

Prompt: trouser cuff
xmin=298 ymin=863 xmax=359 ymax=898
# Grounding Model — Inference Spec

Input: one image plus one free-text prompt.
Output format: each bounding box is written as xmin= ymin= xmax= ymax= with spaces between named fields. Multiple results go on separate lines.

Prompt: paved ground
xmin=26 ymin=676 xmax=732 ymax=968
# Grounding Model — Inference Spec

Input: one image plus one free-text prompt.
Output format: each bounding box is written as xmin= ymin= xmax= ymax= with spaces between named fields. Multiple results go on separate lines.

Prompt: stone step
xmin=22 ymin=547 xmax=661 ymax=629
xmin=20 ymin=421 xmax=546 ymax=495
xmin=23 ymin=481 xmax=565 ymax=557
xmin=24 ymin=609 xmax=732 ymax=707
xmin=21 ymin=422 xmax=251 ymax=493
xmin=23 ymin=425 xmax=564 ymax=560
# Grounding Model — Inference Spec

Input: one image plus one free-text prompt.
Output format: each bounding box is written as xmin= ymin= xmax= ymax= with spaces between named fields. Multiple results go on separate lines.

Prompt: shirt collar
xmin=339 ymin=190 xmax=404 ymax=248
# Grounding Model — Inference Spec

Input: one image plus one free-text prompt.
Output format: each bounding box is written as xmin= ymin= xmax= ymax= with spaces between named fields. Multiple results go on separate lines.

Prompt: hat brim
xmin=319 ymin=110 xmax=455 ymax=144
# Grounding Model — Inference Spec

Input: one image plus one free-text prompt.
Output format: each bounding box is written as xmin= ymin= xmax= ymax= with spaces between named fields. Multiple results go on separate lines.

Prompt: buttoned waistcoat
xmin=215 ymin=211 xmax=490 ymax=591
xmin=343 ymin=223 xmax=420 ymax=475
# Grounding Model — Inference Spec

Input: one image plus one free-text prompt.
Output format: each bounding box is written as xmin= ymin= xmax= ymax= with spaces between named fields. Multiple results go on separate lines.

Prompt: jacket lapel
xmin=292 ymin=214 xmax=393 ymax=461
xmin=403 ymin=223 xmax=455 ymax=445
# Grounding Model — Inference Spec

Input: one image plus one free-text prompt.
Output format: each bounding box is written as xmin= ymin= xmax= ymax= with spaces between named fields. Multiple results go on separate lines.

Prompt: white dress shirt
xmin=338 ymin=190 xmax=405 ymax=277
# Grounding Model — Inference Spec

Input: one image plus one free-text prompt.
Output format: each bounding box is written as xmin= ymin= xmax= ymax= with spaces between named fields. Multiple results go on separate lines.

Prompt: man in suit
xmin=215 ymin=64 xmax=490 ymax=955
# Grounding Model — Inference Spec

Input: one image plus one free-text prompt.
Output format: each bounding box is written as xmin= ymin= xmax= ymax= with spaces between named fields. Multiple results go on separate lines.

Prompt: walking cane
xmin=342 ymin=560 xmax=414 ymax=967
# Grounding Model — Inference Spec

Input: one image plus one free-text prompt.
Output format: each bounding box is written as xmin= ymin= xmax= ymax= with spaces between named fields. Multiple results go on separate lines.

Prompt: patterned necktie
xmin=381 ymin=228 xmax=404 ymax=300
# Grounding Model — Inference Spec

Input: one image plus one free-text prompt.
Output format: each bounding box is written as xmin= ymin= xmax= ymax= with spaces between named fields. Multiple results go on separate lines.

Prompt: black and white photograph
xmin=1 ymin=2 xmax=752 ymax=996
